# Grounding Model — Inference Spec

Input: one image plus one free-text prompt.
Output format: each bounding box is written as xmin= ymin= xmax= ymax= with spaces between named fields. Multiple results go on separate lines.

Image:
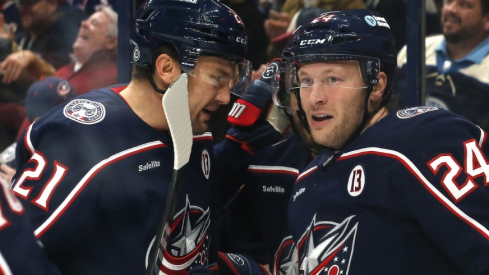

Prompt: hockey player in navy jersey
xmin=218 ymin=59 xmax=322 ymax=272
xmin=281 ymin=9 xmax=489 ymax=274
xmin=11 ymin=0 xmax=251 ymax=274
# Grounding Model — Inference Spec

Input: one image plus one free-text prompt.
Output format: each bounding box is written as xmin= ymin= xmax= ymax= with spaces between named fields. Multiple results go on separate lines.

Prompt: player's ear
xmin=368 ymin=71 xmax=387 ymax=112
xmin=154 ymin=54 xmax=180 ymax=88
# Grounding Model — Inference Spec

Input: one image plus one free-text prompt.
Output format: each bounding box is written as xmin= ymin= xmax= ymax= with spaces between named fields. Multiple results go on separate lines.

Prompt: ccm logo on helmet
xmin=300 ymin=39 xmax=326 ymax=46
xmin=236 ymin=37 xmax=246 ymax=44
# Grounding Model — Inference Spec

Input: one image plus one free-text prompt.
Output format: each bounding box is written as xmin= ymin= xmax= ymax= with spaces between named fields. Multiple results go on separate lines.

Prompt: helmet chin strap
xmin=293 ymin=89 xmax=311 ymax=134
xmin=148 ymin=74 xmax=167 ymax=94
xmin=145 ymin=64 xmax=168 ymax=95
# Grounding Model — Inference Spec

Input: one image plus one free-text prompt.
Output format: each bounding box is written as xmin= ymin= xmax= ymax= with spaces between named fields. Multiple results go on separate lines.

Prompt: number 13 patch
xmin=348 ymin=165 xmax=365 ymax=197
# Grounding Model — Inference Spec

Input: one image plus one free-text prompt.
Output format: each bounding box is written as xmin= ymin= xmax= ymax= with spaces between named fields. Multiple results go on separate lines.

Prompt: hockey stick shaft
xmin=146 ymin=73 xmax=192 ymax=275
xmin=147 ymin=166 xmax=188 ymax=275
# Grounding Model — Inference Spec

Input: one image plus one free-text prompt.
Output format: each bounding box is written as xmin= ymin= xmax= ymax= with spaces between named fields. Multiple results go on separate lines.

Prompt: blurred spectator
xmin=57 ymin=0 xmax=87 ymax=28
xmin=54 ymin=4 xmax=117 ymax=94
xmin=396 ymin=0 xmax=489 ymax=131
xmin=0 ymin=0 xmax=80 ymax=150
xmin=365 ymin=0 xmax=442 ymax=54
xmin=12 ymin=5 xmax=117 ymax=145
xmin=0 ymin=4 xmax=117 ymax=93
xmin=0 ymin=76 xmax=76 ymax=183
xmin=264 ymin=0 xmax=365 ymax=60
xmin=269 ymin=7 xmax=326 ymax=51
xmin=5 ymin=0 xmax=79 ymax=73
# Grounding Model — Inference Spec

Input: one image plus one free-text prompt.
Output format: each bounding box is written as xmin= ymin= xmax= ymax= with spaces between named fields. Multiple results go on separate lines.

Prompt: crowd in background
xmin=1 ymin=0 xmax=489 ymax=273
xmin=1 ymin=0 xmax=488 ymax=168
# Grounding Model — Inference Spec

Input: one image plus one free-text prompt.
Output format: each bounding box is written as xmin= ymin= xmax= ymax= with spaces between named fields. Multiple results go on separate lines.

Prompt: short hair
xmin=96 ymin=5 xmax=118 ymax=38
xmin=132 ymin=43 xmax=179 ymax=81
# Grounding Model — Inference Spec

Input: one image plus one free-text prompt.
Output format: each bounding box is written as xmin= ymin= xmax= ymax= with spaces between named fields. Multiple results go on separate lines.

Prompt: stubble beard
xmin=310 ymin=104 xmax=364 ymax=150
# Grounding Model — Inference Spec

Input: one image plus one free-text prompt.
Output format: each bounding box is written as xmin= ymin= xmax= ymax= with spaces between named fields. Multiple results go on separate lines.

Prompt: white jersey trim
xmin=26 ymin=122 xmax=35 ymax=155
xmin=0 ymin=250 xmax=12 ymax=275
xmin=248 ymin=165 xmax=299 ymax=175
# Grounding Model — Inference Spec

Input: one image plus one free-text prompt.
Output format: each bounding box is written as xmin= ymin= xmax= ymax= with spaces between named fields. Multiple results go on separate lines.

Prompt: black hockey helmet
xmin=282 ymin=9 xmax=397 ymax=106
xmin=130 ymin=0 xmax=251 ymax=96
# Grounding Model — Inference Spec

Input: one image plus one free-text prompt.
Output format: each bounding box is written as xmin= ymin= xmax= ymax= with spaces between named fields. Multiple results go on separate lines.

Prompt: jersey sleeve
xmin=0 ymin=177 xmax=61 ymax=275
xmin=12 ymin=120 xmax=104 ymax=253
xmin=399 ymin=112 xmax=489 ymax=274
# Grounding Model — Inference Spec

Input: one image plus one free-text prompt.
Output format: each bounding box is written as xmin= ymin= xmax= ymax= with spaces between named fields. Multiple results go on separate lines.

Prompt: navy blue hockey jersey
xmin=287 ymin=107 xmax=489 ymax=274
xmin=0 ymin=177 xmax=60 ymax=275
xmin=12 ymin=86 xmax=214 ymax=274
xmin=220 ymin=135 xmax=312 ymax=269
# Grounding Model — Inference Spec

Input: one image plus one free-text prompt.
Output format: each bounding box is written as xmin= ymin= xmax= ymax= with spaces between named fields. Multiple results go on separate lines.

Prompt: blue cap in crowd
xmin=25 ymin=76 xmax=77 ymax=122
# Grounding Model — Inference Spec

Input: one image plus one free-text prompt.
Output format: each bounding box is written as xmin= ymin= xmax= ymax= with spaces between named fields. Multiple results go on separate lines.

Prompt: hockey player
xmin=219 ymin=59 xmax=322 ymax=272
xmin=11 ymin=0 xmax=251 ymax=274
xmin=282 ymin=9 xmax=489 ymax=274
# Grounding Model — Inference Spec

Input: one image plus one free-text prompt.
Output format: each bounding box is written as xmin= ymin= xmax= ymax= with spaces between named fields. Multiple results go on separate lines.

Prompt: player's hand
xmin=226 ymin=59 xmax=290 ymax=154
xmin=189 ymin=252 xmax=270 ymax=275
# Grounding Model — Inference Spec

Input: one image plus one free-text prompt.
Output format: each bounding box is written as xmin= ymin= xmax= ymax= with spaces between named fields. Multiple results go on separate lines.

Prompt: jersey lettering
xmin=428 ymin=139 xmax=489 ymax=202
xmin=429 ymin=155 xmax=476 ymax=202
xmin=32 ymin=161 xmax=68 ymax=211
xmin=464 ymin=139 xmax=489 ymax=185
xmin=12 ymin=152 xmax=67 ymax=211
xmin=12 ymin=152 xmax=47 ymax=199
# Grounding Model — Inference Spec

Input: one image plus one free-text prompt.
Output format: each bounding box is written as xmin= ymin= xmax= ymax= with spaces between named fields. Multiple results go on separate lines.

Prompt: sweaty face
xmin=73 ymin=11 xmax=115 ymax=63
xmin=441 ymin=0 xmax=489 ymax=43
xmin=298 ymin=61 xmax=367 ymax=149
xmin=187 ymin=56 xmax=235 ymax=135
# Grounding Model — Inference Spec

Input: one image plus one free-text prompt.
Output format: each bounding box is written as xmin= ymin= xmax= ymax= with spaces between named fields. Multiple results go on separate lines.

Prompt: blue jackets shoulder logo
xmin=64 ymin=99 xmax=106 ymax=125
xmin=397 ymin=106 xmax=438 ymax=119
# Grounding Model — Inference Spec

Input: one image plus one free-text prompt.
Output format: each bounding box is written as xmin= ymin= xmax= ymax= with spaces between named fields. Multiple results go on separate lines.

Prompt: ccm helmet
xmin=282 ymin=9 xmax=397 ymax=106
xmin=130 ymin=0 xmax=251 ymax=96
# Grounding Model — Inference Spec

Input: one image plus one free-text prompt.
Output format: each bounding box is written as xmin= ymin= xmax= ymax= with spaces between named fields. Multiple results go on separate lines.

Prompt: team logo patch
xmin=158 ymin=196 xmax=211 ymax=273
xmin=364 ymin=15 xmax=377 ymax=27
xmin=201 ymin=149 xmax=210 ymax=179
xmin=298 ymin=215 xmax=357 ymax=275
xmin=275 ymin=236 xmax=298 ymax=274
xmin=57 ymin=80 xmax=72 ymax=96
xmin=133 ymin=45 xmax=140 ymax=62
xmin=261 ymin=62 xmax=279 ymax=79
xmin=64 ymin=99 xmax=106 ymax=125
xmin=397 ymin=106 xmax=438 ymax=119
xmin=347 ymin=165 xmax=365 ymax=197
